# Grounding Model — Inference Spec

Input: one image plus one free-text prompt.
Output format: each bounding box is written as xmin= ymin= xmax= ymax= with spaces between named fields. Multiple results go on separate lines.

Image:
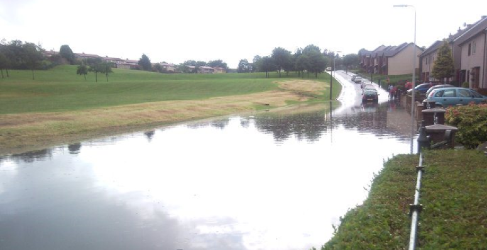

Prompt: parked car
xmin=351 ymin=75 xmax=357 ymax=82
xmin=353 ymin=77 xmax=362 ymax=83
xmin=326 ymin=67 xmax=332 ymax=71
xmin=425 ymin=84 xmax=453 ymax=96
xmin=362 ymin=86 xmax=379 ymax=103
xmin=424 ymin=87 xmax=487 ymax=107
xmin=407 ymin=83 xmax=433 ymax=94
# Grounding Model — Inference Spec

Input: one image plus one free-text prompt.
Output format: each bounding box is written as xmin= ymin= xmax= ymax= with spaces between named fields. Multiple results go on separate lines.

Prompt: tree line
xmin=238 ymin=45 xmax=360 ymax=78
xmin=0 ymin=40 xmax=45 ymax=79
xmin=137 ymin=53 xmax=229 ymax=73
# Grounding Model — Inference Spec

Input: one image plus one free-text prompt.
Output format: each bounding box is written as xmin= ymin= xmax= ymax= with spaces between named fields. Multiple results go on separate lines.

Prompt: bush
xmin=445 ymin=103 xmax=487 ymax=149
xmin=461 ymin=82 xmax=469 ymax=88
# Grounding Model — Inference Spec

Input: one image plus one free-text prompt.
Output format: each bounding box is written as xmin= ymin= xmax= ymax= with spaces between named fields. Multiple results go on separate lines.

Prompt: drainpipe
xmin=483 ymin=29 xmax=487 ymax=88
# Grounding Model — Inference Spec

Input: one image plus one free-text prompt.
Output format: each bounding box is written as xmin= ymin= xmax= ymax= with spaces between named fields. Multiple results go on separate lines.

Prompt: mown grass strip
xmin=322 ymin=150 xmax=487 ymax=249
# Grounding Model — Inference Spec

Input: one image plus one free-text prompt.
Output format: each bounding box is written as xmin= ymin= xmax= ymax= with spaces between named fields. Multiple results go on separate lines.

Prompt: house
xmin=419 ymin=18 xmax=483 ymax=84
xmin=117 ymin=59 xmax=139 ymax=70
xmin=75 ymin=53 xmax=101 ymax=60
xmin=102 ymin=56 xmax=125 ymax=65
xmin=359 ymin=43 xmax=423 ymax=76
xmin=418 ymin=40 xmax=443 ymax=82
xmin=198 ymin=66 xmax=214 ymax=74
xmin=161 ymin=63 xmax=176 ymax=72
xmin=42 ymin=50 xmax=59 ymax=58
xmin=213 ymin=67 xmax=226 ymax=74
xmin=455 ymin=16 xmax=487 ymax=89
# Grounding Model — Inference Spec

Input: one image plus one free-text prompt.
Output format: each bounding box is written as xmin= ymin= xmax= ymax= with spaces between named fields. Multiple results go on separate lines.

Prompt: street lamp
xmin=330 ymin=51 xmax=341 ymax=101
xmin=394 ymin=4 xmax=416 ymax=154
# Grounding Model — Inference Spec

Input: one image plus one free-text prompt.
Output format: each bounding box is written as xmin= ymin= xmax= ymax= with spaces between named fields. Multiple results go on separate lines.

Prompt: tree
xmin=295 ymin=54 xmax=309 ymax=78
xmin=138 ymin=54 xmax=152 ymax=71
xmin=431 ymin=40 xmax=454 ymax=83
xmin=261 ymin=56 xmax=276 ymax=78
xmin=0 ymin=52 xmax=9 ymax=78
xmin=5 ymin=40 xmax=23 ymax=71
xmin=302 ymin=44 xmax=321 ymax=55
xmin=237 ymin=59 xmax=251 ymax=73
xmin=271 ymin=47 xmax=292 ymax=77
xmin=306 ymin=49 xmax=327 ymax=78
xmin=100 ymin=63 xmax=113 ymax=82
xmin=22 ymin=42 xmax=44 ymax=80
xmin=342 ymin=54 xmax=359 ymax=73
xmin=87 ymin=57 xmax=103 ymax=82
xmin=208 ymin=59 xmax=228 ymax=71
xmin=77 ymin=64 xmax=88 ymax=80
xmin=252 ymin=55 xmax=262 ymax=73
xmin=153 ymin=63 xmax=164 ymax=73
xmin=59 ymin=45 xmax=75 ymax=64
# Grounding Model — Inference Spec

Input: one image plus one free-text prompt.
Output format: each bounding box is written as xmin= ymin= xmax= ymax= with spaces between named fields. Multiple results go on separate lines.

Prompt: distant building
xmin=359 ymin=43 xmax=424 ymax=76
xmin=117 ymin=59 xmax=139 ymax=70
xmin=161 ymin=63 xmax=176 ymax=72
xmin=213 ymin=67 xmax=226 ymax=73
xmin=42 ymin=50 xmax=59 ymax=58
xmin=74 ymin=53 xmax=101 ymax=60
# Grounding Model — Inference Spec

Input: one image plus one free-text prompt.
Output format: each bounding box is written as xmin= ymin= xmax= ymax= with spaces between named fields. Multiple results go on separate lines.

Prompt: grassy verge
xmin=0 ymin=66 xmax=341 ymax=155
xmin=322 ymin=149 xmax=487 ymax=249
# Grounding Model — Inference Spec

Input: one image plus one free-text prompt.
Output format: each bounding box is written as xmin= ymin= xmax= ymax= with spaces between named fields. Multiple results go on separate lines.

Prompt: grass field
xmin=1 ymin=66 xmax=282 ymax=114
xmin=0 ymin=65 xmax=341 ymax=155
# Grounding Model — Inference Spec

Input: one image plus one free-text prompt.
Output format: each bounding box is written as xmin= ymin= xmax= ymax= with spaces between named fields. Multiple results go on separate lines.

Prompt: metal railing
xmin=408 ymin=151 xmax=424 ymax=250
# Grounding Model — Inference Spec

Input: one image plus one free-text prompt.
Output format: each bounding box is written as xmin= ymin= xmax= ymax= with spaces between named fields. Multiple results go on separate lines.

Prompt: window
xmin=443 ymin=89 xmax=456 ymax=97
xmin=473 ymin=41 xmax=476 ymax=55
xmin=468 ymin=43 xmax=471 ymax=56
xmin=425 ymin=57 xmax=428 ymax=65
xmin=471 ymin=90 xmax=482 ymax=98
xmin=458 ymin=89 xmax=471 ymax=97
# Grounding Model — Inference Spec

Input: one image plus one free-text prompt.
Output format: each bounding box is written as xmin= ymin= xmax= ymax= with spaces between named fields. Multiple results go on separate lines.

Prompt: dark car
xmin=425 ymin=87 xmax=487 ymax=107
xmin=362 ymin=87 xmax=379 ymax=103
xmin=407 ymin=83 xmax=433 ymax=94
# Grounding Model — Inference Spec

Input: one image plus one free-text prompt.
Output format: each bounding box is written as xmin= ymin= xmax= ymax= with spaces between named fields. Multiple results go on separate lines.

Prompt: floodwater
xmin=0 ymin=71 xmax=416 ymax=250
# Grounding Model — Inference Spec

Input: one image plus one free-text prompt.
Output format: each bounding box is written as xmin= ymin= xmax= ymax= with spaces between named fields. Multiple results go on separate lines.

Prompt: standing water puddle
xmin=0 ymin=73 xmax=415 ymax=250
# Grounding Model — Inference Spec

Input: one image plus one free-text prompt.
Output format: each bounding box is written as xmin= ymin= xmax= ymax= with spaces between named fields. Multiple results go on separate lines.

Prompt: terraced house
xmin=419 ymin=15 xmax=487 ymax=89
xmin=456 ymin=16 xmax=487 ymax=90
xmin=358 ymin=43 xmax=423 ymax=76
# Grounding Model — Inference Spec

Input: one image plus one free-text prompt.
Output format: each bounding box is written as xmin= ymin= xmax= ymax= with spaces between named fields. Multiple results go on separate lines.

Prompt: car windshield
xmin=364 ymin=89 xmax=377 ymax=94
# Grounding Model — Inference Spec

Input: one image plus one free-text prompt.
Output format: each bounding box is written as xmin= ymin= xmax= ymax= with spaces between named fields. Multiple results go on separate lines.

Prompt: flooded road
xmin=0 ymin=72 xmax=415 ymax=250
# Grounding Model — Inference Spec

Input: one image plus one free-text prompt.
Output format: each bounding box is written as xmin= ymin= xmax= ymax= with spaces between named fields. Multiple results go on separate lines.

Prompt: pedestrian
xmin=388 ymin=85 xmax=393 ymax=99
xmin=406 ymin=81 xmax=412 ymax=90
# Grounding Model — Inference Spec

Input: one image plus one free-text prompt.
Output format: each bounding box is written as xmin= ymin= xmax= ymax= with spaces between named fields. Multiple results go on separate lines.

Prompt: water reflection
xmin=144 ymin=130 xmax=155 ymax=141
xmin=0 ymin=101 xmax=413 ymax=250
xmin=254 ymin=110 xmax=328 ymax=142
xmin=68 ymin=143 xmax=82 ymax=154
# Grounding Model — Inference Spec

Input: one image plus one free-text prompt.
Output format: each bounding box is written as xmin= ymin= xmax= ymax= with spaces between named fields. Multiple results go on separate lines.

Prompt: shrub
xmin=461 ymin=82 xmax=469 ymax=88
xmin=445 ymin=103 xmax=487 ymax=149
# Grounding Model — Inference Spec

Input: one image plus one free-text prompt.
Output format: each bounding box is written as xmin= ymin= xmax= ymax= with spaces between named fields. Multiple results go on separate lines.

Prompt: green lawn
xmin=322 ymin=149 xmax=487 ymax=249
xmin=0 ymin=66 xmax=339 ymax=114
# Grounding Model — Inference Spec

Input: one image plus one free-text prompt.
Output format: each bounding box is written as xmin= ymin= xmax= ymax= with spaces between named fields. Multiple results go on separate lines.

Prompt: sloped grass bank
xmin=0 ymin=66 xmax=341 ymax=155
xmin=323 ymin=150 xmax=487 ymax=249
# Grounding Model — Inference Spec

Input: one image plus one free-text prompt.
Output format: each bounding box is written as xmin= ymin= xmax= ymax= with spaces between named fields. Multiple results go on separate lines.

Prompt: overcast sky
xmin=1 ymin=0 xmax=486 ymax=68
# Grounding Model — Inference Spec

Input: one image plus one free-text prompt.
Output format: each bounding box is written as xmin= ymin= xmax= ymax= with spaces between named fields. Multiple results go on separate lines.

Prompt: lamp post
xmin=394 ymin=4 xmax=416 ymax=154
xmin=330 ymin=51 xmax=341 ymax=101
